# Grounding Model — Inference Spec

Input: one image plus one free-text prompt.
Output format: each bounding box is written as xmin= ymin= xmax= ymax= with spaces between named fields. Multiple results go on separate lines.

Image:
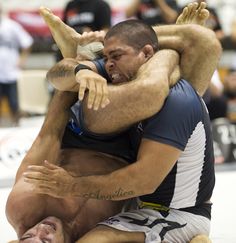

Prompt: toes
xmin=199 ymin=9 xmax=210 ymax=20
xmin=198 ymin=1 xmax=207 ymax=11
xmin=189 ymin=3 xmax=198 ymax=19
xmin=182 ymin=7 xmax=189 ymax=20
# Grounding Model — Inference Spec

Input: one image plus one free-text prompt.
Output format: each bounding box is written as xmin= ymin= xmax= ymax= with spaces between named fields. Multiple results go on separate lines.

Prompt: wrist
xmin=74 ymin=64 xmax=92 ymax=75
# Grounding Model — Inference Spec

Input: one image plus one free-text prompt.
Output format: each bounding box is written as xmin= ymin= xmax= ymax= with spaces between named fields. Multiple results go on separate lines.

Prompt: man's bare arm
xmin=83 ymin=50 xmax=180 ymax=133
xmin=47 ymin=49 xmax=180 ymax=133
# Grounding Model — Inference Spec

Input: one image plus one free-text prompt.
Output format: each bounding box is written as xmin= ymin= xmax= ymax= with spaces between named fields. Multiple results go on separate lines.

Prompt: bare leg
xmin=77 ymin=226 xmax=212 ymax=243
xmin=39 ymin=7 xmax=81 ymax=58
xmin=39 ymin=7 xmax=104 ymax=60
xmin=189 ymin=234 xmax=212 ymax=243
xmin=77 ymin=225 xmax=145 ymax=243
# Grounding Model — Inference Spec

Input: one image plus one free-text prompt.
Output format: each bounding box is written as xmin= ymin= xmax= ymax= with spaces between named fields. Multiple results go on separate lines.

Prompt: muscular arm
xmin=46 ymin=3 xmax=221 ymax=135
xmin=72 ymin=139 xmax=180 ymax=200
xmin=23 ymin=138 xmax=180 ymax=201
xmin=47 ymin=49 xmax=180 ymax=133
xmin=83 ymin=50 xmax=179 ymax=133
xmin=51 ymin=24 xmax=222 ymax=134
xmin=71 ymin=139 xmax=180 ymax=200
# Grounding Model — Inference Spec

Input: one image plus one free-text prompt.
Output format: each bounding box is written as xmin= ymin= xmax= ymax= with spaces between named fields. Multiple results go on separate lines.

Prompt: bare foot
xmin=39 ymin=6 xmax=81 ymax=58
xmin=176 ymin=2 xmax=209 ymax=26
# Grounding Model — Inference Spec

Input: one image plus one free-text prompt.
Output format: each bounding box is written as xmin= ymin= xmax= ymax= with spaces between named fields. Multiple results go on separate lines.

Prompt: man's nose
xmin=36 ymin=224 xmax=50 ymax=236
xmin=107 ymin=59 xmax=115 ymax=68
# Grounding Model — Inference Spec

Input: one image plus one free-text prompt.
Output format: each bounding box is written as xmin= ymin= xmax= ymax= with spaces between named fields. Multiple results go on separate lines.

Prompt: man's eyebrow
xmin=104 ymin=49 xmax=124 ymax=56
xmin=19 ymin=235 xmax=33 ymax=241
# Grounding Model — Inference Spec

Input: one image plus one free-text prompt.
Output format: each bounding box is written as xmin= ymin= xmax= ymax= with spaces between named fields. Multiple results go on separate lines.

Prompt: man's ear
xmin=142 ymin=44 xmax=154 ymax=61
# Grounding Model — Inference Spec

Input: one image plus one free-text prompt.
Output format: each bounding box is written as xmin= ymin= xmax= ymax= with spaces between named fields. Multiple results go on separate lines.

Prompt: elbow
xmin=140 ymin=180 xmax=158 ymax=196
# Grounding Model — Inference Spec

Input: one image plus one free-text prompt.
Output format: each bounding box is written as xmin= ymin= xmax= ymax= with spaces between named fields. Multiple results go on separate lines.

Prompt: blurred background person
xmin=203 ymin=70 xmax=228 ymax=121
xmin=0 ymin=4 xmax=33 ymax=126
xmin=223 ymin=69 xmax=236 ymax=124
xmin=125 ymin=0 xmax=179 ymax=25
xmin=55 ymin=0 xmax=111 ymax=61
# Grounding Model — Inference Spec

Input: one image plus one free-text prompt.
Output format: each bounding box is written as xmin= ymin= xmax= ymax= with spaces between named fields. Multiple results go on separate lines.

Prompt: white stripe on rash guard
xmin=170 ymin=121 xmax=206 ymax=208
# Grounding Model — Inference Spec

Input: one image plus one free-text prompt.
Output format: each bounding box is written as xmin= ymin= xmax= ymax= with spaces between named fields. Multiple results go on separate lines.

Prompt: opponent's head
xmin=103 ymin=19 xmax=158 ymax=84
xmin=18 ymin=217 xmax=70 ymax=243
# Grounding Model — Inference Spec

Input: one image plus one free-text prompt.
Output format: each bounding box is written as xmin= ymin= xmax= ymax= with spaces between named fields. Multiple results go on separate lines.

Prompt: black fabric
xmin=63 ymin=0 xmax=111 ymax=34
xmin=92 ymin=58 xmax=111 ymax=82
xmin=136 ymin=0 xmax=179 ymax=26
xmin=61 ymin=124 xmax=138 ymax=163
xmin=74 ymin=63 xmax=92 ymax=75
xmin=179 ymin=203 xmax=212 ymax=220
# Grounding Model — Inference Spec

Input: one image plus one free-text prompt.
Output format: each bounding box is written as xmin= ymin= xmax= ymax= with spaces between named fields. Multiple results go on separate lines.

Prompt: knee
xmin=189 ymin=235 xmax=212 ymax=243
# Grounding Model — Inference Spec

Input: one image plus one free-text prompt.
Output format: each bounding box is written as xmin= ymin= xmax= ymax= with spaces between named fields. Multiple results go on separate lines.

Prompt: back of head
xmin=105 ymin=19 xmax=158 ymax=52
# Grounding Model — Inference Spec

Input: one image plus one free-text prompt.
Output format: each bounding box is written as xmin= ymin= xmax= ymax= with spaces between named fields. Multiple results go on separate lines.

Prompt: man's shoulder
xmin=170 ymin=79 xmax=196 ymax=97
xmin=164 ymin=79 xmax=201 ymax=114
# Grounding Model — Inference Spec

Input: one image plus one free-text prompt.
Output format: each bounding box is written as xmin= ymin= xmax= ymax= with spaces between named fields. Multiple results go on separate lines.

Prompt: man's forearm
xmin=71 ymin=161 xmax=151 ymax=201
xmin=48 ymin=49 xmax=180 ymax=134
xmin=83 ymin=49 xmax=180 ymax=134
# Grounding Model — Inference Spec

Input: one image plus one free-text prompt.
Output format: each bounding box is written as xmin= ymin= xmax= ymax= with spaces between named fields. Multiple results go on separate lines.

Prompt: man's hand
xmin=79 ymin=31 xmax=106 ymax=46
xmin=76 ymin=69 xmax=110 ymax=110
xmin=23 ymin=160 xmax=75 ymax=198
xmin=176 ymin=2 xmax=209 ymax=26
